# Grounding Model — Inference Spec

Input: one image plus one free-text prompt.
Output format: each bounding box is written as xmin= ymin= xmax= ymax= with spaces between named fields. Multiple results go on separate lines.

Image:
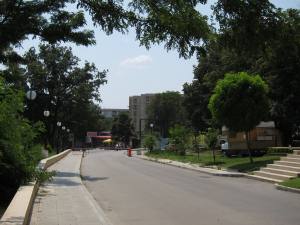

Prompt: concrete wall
xmin=0 ymin=149 xmax=71 ymax=225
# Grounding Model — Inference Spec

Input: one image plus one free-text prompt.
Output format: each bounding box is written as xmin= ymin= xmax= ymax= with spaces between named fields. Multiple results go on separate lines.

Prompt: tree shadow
xmin=227 ymin=159 xmax=275 ymax=172
xmin=81 ymin=176 xmax=109 ymax=182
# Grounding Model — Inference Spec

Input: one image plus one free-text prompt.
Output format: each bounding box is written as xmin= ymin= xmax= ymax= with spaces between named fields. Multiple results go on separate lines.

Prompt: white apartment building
xmin=101 ymin=108 xmax=129 ymax=118
xmin=129 ymin=93 xmax=156 ymax=136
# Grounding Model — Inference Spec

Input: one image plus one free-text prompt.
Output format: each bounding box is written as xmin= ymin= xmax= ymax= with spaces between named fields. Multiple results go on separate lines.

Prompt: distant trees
xmin=147 ymin=91 xmax=187 ymax=138
xmin=209 ymin=72 xmax=269 ymax=163
xmin=143 ymin=134 xmax=157 ymax=152
xmin=21 ymin=44 xmax=107 ymax=144
xmin=183 ymin=2 xmax=300 ymax=145
xmin=111 ymin=113 xmax=134 ymax=147
xmin=169 ymin=125 xmax=191 ymax=156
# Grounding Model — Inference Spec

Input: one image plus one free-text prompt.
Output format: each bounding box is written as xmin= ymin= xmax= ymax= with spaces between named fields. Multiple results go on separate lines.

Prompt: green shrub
xmin=143 ymin=134 xmax=157 ymax=152
xmin=267 ymin=147 xmax=293 ymax=155
xmin=169 ymin=125 xmax=191 ymax=155
xmin=0 ymin=77 xmax=44 ymax=202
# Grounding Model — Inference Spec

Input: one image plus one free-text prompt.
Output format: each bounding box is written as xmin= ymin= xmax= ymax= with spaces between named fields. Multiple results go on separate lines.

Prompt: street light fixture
xmin=26 ymin=90 xmax=37 ymax=100
xmin=150 ymin=123 xmax=154 ymax=134
xmin=43 ymin=110 xmax=50 ymax=117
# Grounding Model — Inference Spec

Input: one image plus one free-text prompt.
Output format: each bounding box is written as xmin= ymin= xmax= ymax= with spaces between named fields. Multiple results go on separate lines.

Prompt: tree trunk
xmin=212 ymin=148 xmax=216 ymax=164
xmin=245 ymin=131 xmax=253 ymax=163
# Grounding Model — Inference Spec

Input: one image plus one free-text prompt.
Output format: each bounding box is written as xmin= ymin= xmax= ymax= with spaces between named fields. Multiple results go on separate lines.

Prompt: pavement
xmin=82 ymin=149 xmax=300 ymax=225
xmin=29 ymin=151 xmax=112 ymax=225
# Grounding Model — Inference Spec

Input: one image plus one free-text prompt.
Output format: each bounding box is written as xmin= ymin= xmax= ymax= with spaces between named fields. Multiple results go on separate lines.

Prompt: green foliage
xmin=187 ymin=2 xmax=300 ymax=145
xmin=204 ymin=128 xmax=219 ymax=164
xmin=0 ymin=77 xmax=44 ymax=202
xmin=280 ymin=178 xmax=300 ymax=190
xmin=147 ymin=91 xmax=187 ymax=138
xmin=142 ymin=134 xmax=157 ymax=152
xmin=0 ymin=0 xmax=211 ymax=63
xmin=204 ymin=128 xmax=218 ymax=150
xmin=13 ymin=44 xmax=107 ymax=145
xmin=169 ymin=124 xmax=191 ymax=155
xmin=266 ymin=147 xmax=293 ymax=155
xmin=146 ymin=150 xmax=280 ymax=172
xmin=209 ymin=72 xmax=269 ymax=132
xmin=111 ymin=113 xmax=134 ymax=146
xmin=34 ymin=170 xmax=56 ymax=184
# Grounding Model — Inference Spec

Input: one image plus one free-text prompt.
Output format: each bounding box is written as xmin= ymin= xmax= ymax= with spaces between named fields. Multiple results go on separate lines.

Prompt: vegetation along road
xmin=81 ymin=149 xmax=300 ymax=225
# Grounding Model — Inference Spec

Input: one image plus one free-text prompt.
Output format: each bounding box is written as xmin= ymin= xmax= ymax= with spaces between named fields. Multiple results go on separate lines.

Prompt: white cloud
xmin=120 ymin=54 xmax=153 ymax=68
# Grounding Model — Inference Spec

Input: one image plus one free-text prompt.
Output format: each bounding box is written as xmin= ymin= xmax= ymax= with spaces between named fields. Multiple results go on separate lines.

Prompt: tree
xmin=4 ymin=44 xmax=108 ymax=147
xmin=111 ymin=113 xmax=134 ymax=147
xmin=143 ymin=134 xmax=157 ymax=152
xmin=187 ymin=2 xmax=300 ymax=145
xmin=147 ymin=91 xmax=186 ymax=138
xmin=169 ymin=124 xmax=191 ymax=156
xmin=208 ymin=72 xmax=269 ymax=163
xmin=0 ymin=0 xmax=211 ymax=63
xmin=0 ymin=77 xmax=44 ymax=202
xmin=204 ymin=128 xmax=218 ymax=164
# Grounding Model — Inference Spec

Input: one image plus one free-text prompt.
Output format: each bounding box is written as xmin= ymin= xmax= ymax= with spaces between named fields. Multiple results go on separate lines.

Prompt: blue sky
xmin=20 ymin=0 xmax=300 ymax=109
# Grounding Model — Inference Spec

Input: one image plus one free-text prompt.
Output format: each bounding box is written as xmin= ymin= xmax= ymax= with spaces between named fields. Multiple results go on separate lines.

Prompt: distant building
xmin=101 ymin=108 xmax=129 ymax=118
xmin=222 ymin=121 xmax=282 ymax=151
xmin=129 ymin=93 xmax=156 ymax=136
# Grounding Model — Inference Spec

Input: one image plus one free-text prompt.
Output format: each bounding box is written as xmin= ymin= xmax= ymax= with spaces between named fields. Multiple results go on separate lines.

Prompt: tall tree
xmin=147 ymin=91 xmax=186 ymax=138
xmin=111 ymin=113 xmax=134 ymax=147
xmin=0 ymin=0 xmax=211 ymax=63
xmin=208 ymin=72 xmax=269 ymax=163
xmin=19 ymin=44 xmax=107 ymax=146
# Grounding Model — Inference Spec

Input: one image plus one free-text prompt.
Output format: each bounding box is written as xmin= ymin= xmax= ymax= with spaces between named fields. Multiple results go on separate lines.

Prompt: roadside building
xmin=129 ymin=93 xmax=156 ymax=137
xmin=101 ymin=108 xmax=129 ymax=118
xmin=222 ymin=121 xmax=282 ymax=152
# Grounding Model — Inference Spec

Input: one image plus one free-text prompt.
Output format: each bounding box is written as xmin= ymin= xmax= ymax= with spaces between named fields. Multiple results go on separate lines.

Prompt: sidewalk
xmin=135 ymin=154 xmax=244 ymax=177
xmin=30 ymin=152 xmax=111 ymax=225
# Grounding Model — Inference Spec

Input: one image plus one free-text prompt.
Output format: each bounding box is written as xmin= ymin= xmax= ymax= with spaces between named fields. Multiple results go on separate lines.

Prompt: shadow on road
xmin=81 ymin=176 xmax=109 ymax=182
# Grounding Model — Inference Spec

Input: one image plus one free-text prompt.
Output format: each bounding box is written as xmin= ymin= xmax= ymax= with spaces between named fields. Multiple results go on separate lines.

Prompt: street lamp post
xmin=43 ymin=110 xmax=50 ymax=149
xmin=150 ymin=123 xmax=154 ymax=134
xmin=26 ymin=90 xmax=37 ymax=121
xmin=61 ymin=126 xmax=66 ymax=150
xmin=56 ymin=121 xmax=61 ymax=154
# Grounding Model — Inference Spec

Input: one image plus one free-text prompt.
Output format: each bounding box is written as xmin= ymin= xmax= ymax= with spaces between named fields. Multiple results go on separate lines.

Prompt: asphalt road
xmin=81 ymin=149 xmax=300 ymax=225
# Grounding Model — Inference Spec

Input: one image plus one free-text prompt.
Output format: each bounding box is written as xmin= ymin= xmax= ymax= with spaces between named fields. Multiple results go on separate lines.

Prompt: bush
xmin=266 ymin=147 xmax=293 ymax=155
xmin=143 ymin=134 xmax=157 ymax=151
xmin=0 ymin=78 xmax=44 ymax=202
xmin=169 ymin=125 xmax=191 ymax=155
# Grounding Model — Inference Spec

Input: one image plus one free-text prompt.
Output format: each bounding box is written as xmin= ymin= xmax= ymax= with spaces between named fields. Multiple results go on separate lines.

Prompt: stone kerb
xmin=0 ymin=149 xmax=72 ymax=225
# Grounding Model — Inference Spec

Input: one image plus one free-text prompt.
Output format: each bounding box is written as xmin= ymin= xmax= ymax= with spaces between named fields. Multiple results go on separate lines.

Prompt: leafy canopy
xmin=0 ymin=0 xmax=211 ymax=62
xmin=209 ymin=72 xmax=269 ymax=132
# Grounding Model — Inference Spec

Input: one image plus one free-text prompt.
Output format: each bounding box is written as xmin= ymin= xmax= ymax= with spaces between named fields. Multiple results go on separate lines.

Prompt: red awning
xmin=93 ymin=136 xmax=112 ymax=139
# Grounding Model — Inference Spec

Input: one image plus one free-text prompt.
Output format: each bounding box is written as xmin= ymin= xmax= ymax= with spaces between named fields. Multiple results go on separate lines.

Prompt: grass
xmin=280 ymin=178 xmax=300 ymax=189
xmin=146 ymin=150 xmax=281 ymax=173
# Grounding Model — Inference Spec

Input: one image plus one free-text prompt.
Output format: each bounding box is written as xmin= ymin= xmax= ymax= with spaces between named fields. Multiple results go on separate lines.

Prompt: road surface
xmin=81 ymin=149 xmax=300 ymax=225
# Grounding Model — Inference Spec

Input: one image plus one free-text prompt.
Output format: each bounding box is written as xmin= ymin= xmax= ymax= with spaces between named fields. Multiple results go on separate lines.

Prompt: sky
xmin=20 ymin=0 xmax=300 ymax=109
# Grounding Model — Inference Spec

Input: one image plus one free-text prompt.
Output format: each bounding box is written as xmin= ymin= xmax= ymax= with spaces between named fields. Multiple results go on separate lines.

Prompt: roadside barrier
xmin=0 ymin=149 xmax=72 ymax=225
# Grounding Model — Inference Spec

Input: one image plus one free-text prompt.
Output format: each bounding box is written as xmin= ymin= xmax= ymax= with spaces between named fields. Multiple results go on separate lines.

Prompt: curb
xmin=79 ymin=151 xmax=113 ymax=225
xmin=275 ymin=184 xmax=300 ymax=194
xmin=137 ymin=155 xmax=244 ymax=177
xmin=0 ymin=149 xmax=71 ymax=225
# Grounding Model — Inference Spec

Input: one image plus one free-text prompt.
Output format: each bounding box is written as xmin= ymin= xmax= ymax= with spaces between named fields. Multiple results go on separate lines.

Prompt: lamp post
xmin=150 ymin=123 xmax=154 ymax=134
xmin=56 ymin=121 xmax=61 ymax=154
xmin=43 ymin=110 xmax=50 ymax=149
xmin=26 ymin=90 xmax=37 ymax=101
xmin=61 ymin=126 xmax=66 ymax=150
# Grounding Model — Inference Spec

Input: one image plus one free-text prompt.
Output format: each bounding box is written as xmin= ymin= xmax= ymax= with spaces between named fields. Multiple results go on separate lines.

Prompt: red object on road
xmin=127 ymin=148 xmax=132 ymax=157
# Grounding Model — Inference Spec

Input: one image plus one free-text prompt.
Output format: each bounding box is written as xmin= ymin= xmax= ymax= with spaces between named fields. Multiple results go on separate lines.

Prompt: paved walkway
xmin=30 ymin=152 xmax=111 ymax=225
